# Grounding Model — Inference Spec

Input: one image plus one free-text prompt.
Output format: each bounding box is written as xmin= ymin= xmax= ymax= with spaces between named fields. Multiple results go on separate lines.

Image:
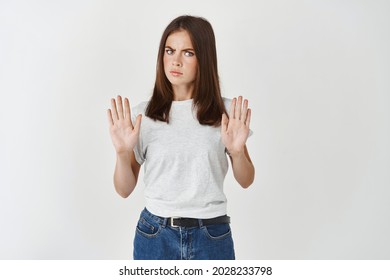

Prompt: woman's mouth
xmin=170 ymin=71 xmax=183 ymax=77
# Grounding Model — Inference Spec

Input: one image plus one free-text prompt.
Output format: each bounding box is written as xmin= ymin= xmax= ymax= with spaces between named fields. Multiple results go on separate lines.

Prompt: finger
xmin=221 ymin=113 xmax=228 ymax=132
xmin=124 ymin=97 xmax=133 ymax=128
xmin=246 ymin=108 xmax=251 ymax=128
xmin=117 ymin=95 xmax=124 ymax=119
xmin=229 ymin=98 xmax=236 ymax=119
xmin=133 ymin=114 xmax=142 ymax=134
xmin=237 ymin=96 xmax=243 ymax=120
xmin=241 ymin=99 xmax=248 ymax=122
xmin=107 ymin=109 xmax=114 ymax=126
xmin=111 ymin=98 xmax=119 ymax=120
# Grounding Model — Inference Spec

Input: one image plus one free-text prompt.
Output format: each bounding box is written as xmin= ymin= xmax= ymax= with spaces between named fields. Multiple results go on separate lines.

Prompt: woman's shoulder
xmin=131 ymin=100 xmax=149 ymax=116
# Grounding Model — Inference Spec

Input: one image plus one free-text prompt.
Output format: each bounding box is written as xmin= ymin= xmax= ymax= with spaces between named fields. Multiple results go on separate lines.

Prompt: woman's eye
xmin=165 ymin=49 xmax=173 ymax=55
xmin=184 ymin=51 xmax=194 ymax=57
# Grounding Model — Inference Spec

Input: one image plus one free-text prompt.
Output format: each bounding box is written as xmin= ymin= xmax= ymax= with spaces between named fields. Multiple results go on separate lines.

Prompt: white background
xmin=0 ymin=0 xmax=389 ymax=259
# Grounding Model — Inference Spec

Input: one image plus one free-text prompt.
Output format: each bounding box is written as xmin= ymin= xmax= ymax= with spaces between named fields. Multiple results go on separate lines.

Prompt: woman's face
xmin=163 ymin=30 xmax=198 ymax=91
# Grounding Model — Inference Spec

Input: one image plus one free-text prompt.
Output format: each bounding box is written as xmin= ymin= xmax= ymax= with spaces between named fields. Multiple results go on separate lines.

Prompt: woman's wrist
xmin=116 ymin=149 xmax=132 ymax=159
xmin=226 ymin=148 xmax=245 ymax=158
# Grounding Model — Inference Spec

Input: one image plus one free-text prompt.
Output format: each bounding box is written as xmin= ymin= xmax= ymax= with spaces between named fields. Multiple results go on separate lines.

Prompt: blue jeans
xmin=133 ymin=208 xmax=235 ymax=260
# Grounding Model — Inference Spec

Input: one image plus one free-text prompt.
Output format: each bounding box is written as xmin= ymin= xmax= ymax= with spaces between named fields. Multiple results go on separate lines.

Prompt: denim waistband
xmin=142 ymin=207 xmax=229 ymax=228
xmin=142 ymin=207 xmax=169 ymax=226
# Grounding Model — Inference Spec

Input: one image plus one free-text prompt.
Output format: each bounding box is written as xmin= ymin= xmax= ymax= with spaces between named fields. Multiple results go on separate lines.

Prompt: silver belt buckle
xmin=170 ymin=217 xmax=180 ymax=228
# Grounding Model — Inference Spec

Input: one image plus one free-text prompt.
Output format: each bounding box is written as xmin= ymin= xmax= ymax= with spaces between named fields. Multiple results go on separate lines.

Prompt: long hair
xmin=145 ymin=15 xmax=227 ymax=126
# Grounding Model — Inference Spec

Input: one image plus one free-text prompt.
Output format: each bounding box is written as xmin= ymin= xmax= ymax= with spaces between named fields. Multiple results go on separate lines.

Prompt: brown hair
xmin=145 ymin=15 xmax=227 ymax=126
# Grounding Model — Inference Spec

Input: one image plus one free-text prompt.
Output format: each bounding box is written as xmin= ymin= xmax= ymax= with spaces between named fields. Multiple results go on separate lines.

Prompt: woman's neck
xmin=172 ymin=84 xmax=194 ymax=101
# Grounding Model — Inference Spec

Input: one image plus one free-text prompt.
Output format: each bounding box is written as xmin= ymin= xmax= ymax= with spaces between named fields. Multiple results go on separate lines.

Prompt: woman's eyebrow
xmin=164 ymin=46 xmax=194 ymax=51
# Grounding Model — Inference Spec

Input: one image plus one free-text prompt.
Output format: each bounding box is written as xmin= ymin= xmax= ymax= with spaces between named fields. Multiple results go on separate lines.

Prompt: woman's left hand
xmin=221 ymin=96 xmax=251 ymax=156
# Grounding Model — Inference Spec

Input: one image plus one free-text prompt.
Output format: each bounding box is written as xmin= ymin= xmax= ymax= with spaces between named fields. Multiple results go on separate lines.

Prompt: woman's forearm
xmin=229 ymin=147 xmax=255 ymax=188
xmin=113 ymin=151 xmax=139 ymax=198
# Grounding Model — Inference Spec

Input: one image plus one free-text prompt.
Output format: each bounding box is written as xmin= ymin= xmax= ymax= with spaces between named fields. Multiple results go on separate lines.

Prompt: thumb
xmin=133 ymin=114 xmax=142 ymax=134
xmin=221 ymin=113 xmax=228 ymax=132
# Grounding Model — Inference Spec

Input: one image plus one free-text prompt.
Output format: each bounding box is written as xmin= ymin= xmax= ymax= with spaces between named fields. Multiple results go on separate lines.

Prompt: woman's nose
xmin=172 ymin=55 xmax=182 ymax=67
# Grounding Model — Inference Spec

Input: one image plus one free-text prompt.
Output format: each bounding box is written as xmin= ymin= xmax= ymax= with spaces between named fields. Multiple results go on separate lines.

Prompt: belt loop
xmin=161 ymin=217 xmax=167 ymax=228
xmin=198 ymin=219 xmax=203 ymax=227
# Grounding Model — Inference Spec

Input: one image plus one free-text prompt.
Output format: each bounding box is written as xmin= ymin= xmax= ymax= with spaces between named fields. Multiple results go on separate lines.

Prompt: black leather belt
xmin=167 ymin=215 xmax=230 ymax=228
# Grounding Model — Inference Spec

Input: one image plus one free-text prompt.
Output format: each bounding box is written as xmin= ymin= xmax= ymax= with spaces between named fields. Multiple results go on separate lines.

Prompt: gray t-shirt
xmin=131 ymin=97 xmax=249 ymax=219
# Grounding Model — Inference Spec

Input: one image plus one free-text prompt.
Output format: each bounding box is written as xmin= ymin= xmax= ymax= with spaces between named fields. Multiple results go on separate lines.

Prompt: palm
xmin=221 ymin=96 xmax=251 ymax=154
xmin=110 ymin=119 xmax=138 ymax=153
xmin=221 ymin=118 xmax=249 ymax=151
xmin=107 ymin=95 xmax=141 ymax=154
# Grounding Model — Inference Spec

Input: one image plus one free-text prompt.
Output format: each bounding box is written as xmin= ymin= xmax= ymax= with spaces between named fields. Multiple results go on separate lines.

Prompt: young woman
xmin=107 ymin=15 xmax=254 ymax=260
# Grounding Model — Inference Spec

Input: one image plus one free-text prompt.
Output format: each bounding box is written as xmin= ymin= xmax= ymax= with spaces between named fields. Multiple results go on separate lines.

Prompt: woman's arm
xmin=107 ymin=95 xmax=142 ymax=198
xmin=114 ymin=151 xmax=141 ymax=198
xmin=229 ymin=145 xmax=254 ymax=188
xmin=221 ymin=96 xmax=255 ymax=188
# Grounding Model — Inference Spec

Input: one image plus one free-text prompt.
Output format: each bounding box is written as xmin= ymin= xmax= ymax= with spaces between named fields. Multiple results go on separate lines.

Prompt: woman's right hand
xmin=107 ymin=95 xmax=142 ymax=154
